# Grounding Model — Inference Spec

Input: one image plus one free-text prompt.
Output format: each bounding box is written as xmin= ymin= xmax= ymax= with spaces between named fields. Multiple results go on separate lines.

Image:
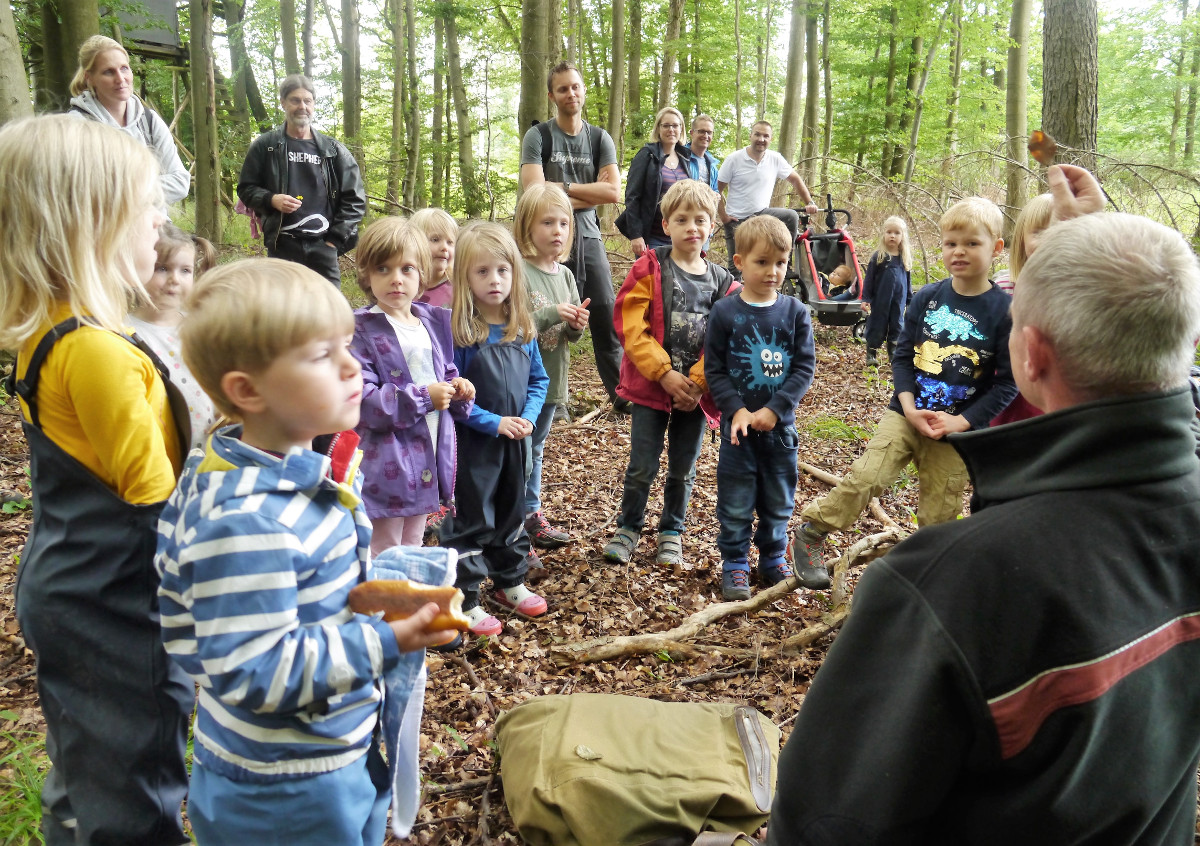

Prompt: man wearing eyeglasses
xmin=687 ymin=115 xmax=720 ymax=192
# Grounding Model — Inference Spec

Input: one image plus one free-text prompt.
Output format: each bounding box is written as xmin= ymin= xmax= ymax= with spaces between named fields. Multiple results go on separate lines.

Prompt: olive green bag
xmin=494 ymin=694 xmax=779 ymax=846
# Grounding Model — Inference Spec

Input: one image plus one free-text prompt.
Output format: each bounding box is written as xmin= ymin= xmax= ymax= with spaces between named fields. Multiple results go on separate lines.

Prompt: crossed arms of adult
xmin=519 ymin=162 xmax=620 ymax=211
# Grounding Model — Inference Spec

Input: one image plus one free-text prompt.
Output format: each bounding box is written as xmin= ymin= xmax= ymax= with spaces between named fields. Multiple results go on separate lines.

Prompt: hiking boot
xmin=525 ymin=511 xmax=572 ymax=549
xmin=489 ymin=583 xmax=548 ymax=618
xmin=524 ymin=547 xmax=546 ymax=582
xmin=759 ymin=555 xmax=796 ymax=588
xmin=424 ymin=505 xmax=450 ymax=543
xmin=789 ymin=523 xmax=831 ymax=590
xmin=655 ymin=531 xmax=684 ymax=567
xmin=886 ymin=341 xmax=897 ymax=363
xmin=553 ymin=405 xmax=571 ymax=423
xmin=721 ymin=560 xmax=752 ymax=601
xmin=602 ymin=527 xmax=639 ymax=564
xmin=463 ymin=605 xmax=503 ymax=638
xmin=865 ymin=348 xmax=879 ymax=367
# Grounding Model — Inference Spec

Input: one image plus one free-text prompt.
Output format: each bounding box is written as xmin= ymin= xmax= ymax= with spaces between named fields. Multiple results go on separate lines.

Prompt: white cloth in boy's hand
xmin=372 ymin=545 xmax=459 ymax=838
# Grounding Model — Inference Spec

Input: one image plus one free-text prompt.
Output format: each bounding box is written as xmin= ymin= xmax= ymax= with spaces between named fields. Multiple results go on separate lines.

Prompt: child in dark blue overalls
xmin=441 ymin=222 xmax=550 ymax=639
xmin=0 ymin=115 xmax=192 ymax=846
xmin=862 ymin=215 xmax=914 ymax=368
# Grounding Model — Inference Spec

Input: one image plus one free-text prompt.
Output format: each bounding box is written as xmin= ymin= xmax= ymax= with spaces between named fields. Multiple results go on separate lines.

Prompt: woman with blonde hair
xmin=0 ymin=115 xmax=191 ymax=845
xmin=68 ymin=34 xmax=190 ymax=205
xmin=620 ymin=106 xmax=701 ymax=257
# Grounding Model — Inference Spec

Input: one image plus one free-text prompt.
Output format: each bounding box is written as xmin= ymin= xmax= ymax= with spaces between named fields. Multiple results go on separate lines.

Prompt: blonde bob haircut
xmin=650 ymin=107 xmax=685 ymax=144
xmin=513 ymin=183 xmax=574 ymax=262
xmin=181 ymin=258 xmax=354 ymax=419
xmin=1008 ymin=193 xmax=1054 ymax=282
xmin=409 ymin=208 xmax=459 ymax=281
xmin=70 ymin=35 xmax=129 ymax=96
xmin=354 ymin=217 xmax=433 ymax=303
xmin=940 ymin=196 xmax=1004 ymax=242
xmin=0 ymin=115 xmax=162 ymax=350
xmin=451 ymin=222 xmax=535 ymax=347
xmin=872 ymin=216 xmax=914 ymax=272
xmin=660 ymin=178 xmax=719 ymax=222
xmin=1013 ymin=213 xmax=1200 ymax=399
xmin=734 ymin=214 xmax=792 ymax=257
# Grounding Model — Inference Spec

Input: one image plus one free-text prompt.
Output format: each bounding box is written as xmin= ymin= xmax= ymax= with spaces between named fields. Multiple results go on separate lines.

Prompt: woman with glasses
xmin=621 ymin=107 xmax=703 ymax=257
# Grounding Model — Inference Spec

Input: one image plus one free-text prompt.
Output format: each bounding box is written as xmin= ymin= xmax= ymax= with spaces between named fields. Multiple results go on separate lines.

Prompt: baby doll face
xmin=145 ymin=245 xmax=195 ymax=313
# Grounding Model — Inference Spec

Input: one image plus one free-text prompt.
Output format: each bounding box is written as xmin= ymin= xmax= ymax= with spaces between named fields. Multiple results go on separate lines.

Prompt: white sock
xmin=501 ymin=583 xmax=537 ymax=604
xmin=464 ymin=606 xmax=492 ymax=625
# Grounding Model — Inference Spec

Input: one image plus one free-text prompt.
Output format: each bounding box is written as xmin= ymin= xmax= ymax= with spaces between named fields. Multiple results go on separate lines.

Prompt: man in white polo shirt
xmin=717 ymin=120 xmax=819 ymax=275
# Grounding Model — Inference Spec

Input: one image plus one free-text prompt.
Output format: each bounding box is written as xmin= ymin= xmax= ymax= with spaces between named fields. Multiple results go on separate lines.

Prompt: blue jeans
xmin=617 ymin=403 xmax=708 ymax=533
xmin=715 ymin=422 xmax=799 ymax=561
xmin=524 ymin=402 xmax=556 ymax=514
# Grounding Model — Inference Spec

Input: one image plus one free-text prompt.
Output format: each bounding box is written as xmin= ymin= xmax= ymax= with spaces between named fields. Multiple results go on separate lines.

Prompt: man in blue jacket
xmin=687 ymin=114 xmax=720 ymax=191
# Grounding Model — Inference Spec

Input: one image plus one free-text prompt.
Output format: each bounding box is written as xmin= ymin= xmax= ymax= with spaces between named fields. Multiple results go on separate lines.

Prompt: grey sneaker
xmin=655 ymin=531 xmax=683 ymax=566
xmin=789 ymin=523 xmax=831 ymax=589
xmin=602 ymin=527 xmax=639 ymax=564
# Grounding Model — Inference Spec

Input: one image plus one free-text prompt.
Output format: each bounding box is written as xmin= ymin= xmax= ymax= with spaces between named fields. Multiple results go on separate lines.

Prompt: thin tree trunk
xmin=431 ymin=16 xmax=444 ymax=210
xmin=902 ymin=3 xmax=952 ymax=185
xmin=889 ymin=35 xmax=921 ymax=177
xmin=190 ymin=0 xmax=221 ymax=241
xmin=519 ymin=0 xmax=549 ymax=134
xmin=226 ymin=0 xmax=268 ymax=126
xmin=801 ymin=2 xmax=819 ymax=183
xmin=402 ymin=0 xmax=419 ymax=209
xmin=608 ymin=0 xmax=627 ymax=161
xmin=302 ymin=0 xmax=315 ymax=76
xmin=1004 ymin=0 xmax=1031 ymax=236
xmin=659 ymin=0 xmax=685 ymax=110
xmin=880 ymin=6 xmax=899 ymax=177
xmin=548 ymin=0 xmax=563 ymax=66
xmin=386 ymin=0 xmax=404 ymax=207
xmin=735 ymin=0 xmax=743 ymax=147
xmin=628 ymin=0 xmax=643 ymax=141
xmin=0 ymin=0 xmax=33 ymax=125
xmin=944 ymin=0 xmax=963 ymax=164
xmin=775 ymin=0 xmax=806 ymax=206
xmin=1186 ymin=38 xmax=1200 ymax=160
xmin=36 ymin=3 xmax=65 ymax=111
xmin=566 ymin=0 xmax=578 ymax=64
xmin=1041 ymin=0 xmax=1098 ymax=169
xmin=854 ymin=34 xmax=883 ymax=176
xmin=280 ymin=0 xmax=301 ymax=75
xmin=692 ymin=0 xmax=701 ymax=113
xmin=444 ymin=11 xmax=482 ymax=217
xmin=1169 ymin=0 xmax=1190 ymax=165
xmin=342 ymin=0 xmax=363 ymax=173
xmin=819 ymin=0 xmax=831 ymax=192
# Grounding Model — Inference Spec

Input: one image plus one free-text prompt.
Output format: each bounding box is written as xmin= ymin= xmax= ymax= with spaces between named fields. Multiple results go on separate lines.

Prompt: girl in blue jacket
xmin=862 ymin=216 xmax=914 ymax=367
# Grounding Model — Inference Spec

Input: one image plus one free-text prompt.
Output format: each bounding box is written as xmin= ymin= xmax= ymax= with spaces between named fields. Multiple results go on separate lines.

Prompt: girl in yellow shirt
xmin=0 ymin=115 xmax=192 ymax=846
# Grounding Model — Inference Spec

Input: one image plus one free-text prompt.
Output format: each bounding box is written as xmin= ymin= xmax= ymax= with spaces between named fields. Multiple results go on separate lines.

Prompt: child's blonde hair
xmin=0 ymin=115 xmax=162 ymax=350
xmin=354 ymin=217 xmax=433 ymax=302
xmin=660 ymin=179 xmax=719 ymax=222
xmin=873 ymin=216 xmax=913 ymax=271
xmin=451 ymin=222 xmax=535 ymax=347
xmin=734 ymin=214 xmax=792 ymax=256
xmin=155 ymin=223 xmax=217 ymax=277
xmin=409 ymin=208 xmax=458 ymax=281
xmin=181 ymin=258 xmax=354 ymax=419
xmin=69 ymin=35 xmax=128 ymax=96
xmin=513 ymin=183 xmax=575 ymax=262
xmin=940 ymin=197 xmax=1004 ymax=242
xmin=1009 ymin=193 xmax=1054 ymax=282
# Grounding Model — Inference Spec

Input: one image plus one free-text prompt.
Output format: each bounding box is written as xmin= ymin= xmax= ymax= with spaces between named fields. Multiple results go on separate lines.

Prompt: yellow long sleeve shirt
xmin=17 ymin=307 xmax=181 ymax=504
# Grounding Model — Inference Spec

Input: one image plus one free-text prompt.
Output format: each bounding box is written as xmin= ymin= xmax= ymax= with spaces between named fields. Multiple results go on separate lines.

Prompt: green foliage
xmin=805 ymin=415 xmax=872 ymax=443
xmin=0 ymin=730 xmax=48 ymax=846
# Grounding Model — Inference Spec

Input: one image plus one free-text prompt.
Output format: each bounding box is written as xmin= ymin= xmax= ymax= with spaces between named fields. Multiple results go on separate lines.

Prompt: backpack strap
xmin=539 ymin=120 xmax=553 ymax=167
xmin=539 ymin=119 xmax=605 ymax=182
xmin=7 ymin=318 xmax=85 ymax=429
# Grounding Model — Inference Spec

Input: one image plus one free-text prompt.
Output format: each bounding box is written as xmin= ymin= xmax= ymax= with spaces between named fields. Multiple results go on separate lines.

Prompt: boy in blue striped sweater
xmin=155 ymin=259 xmax=451 ymax=846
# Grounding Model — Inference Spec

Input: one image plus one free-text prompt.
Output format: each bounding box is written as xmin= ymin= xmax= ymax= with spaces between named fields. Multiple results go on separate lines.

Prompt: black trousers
xmin=566 ymin=234 xmax=623 ymax=401
xmin=269 ymin=235 xmax=343 ymax=287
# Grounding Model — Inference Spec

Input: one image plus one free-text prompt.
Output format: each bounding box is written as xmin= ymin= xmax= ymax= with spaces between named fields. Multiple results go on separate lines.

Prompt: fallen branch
xmin=799 ymin=460 xmax=902 ymax=530
xmin=467 ymin=770 xmax=497 ymax=846
xmin=828 ymin=529 xmax=907 ymax=612
xmin=781 ymin=610 xmax=849 ymax=653
xmin=677 ymin=657 xmax=758 ymax=687
xmin=564 ymin=406 xmax=605 ymax=427
xmin=424 ymin=776 xmax=493 ymax=797
xmin=451 ymin=655 xmax=498 ymax=718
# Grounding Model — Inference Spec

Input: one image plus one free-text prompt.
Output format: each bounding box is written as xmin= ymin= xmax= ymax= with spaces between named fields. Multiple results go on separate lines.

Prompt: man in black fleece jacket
xmin=767 ymin=166 xmax=1200 ymax=846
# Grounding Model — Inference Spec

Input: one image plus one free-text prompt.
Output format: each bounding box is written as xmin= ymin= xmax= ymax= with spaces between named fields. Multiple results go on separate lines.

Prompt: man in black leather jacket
xmin=237 ymin=75 xmax=366 ymax=286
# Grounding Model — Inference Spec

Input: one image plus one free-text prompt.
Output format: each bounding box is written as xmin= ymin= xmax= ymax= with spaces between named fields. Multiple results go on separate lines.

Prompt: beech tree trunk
xmin=777 ymin=0 xmax=806 ymax=174
xmin=432 ymin=16 xmax=445 ymax=208
xmin=628 ymin=0 xmax=644 ymax=142
xmin=225 ymin=0 xmax=268 ymax=126
xmin=819 ymin=0 xmax=831 ymax=191
xmin=734 ymin=0 xmax=743 ymax=148
xmin=56 ymin=0 xmax=98 ymax=109
xmin=902 ymin=4 xmax=952 ymax=185
xmin=190 ymin=0 xmax=221 ymax=242
xmin=342 ymin=0 xmax=363 ymax=173
xmin=444 ymin=11 xmax=482 ymax=217
xmin=280 ymin=0 xmax=301 ymax=75
xmin=519 ymin=0 xmax=550 ymax=135
xmin=889 ymin=35 xmax=921 ymax=178
xmin=944 ymin=0 xmax=962 ymax=165
xmin=801 ymin=2 xmax=819 ymax=183
xmin=1169 ymin=0 xmax=1190 ymax=165
xmin=386 ymin=0 xmax=404 ymax=207
xmin=880 ymin=7 xmax=899 ymax=177
xmin=302 ymin=0 xmax=315 ymax=76
xmin=36 ymin=3 xmax=66 ymax=110
xmin=0 ymin=0 xmax=33 ymax=125
xmin=658 ymin=0 xmax=685 ymax=110
xmin=1005 ymin=0 xmax=1031 ymax=234
xmin=1041 ymin=0 xmax=1098 ymax=169
xmin=608 ymin=0 xmax=627 ymax=161
xmin=402 ymin=0 xmax=419 ymax=208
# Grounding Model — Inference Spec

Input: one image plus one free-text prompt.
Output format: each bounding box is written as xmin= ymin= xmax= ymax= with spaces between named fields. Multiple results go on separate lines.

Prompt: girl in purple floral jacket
xmin=351 ymin=218 xmax=475 ymax=554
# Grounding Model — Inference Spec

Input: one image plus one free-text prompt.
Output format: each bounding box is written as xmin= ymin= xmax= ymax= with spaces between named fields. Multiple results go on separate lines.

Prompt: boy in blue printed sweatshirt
xmin=792 ymin=198 xmax=1018 ymax=586
xmin=155 ymin=259 xmax=451 ymax=846
xmin=705 ymin=216 xmax=816 ymax=600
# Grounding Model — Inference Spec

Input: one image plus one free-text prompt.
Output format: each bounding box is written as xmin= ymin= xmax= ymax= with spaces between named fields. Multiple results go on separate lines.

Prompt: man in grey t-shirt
xmin=520 ymin=62 xmax=624 ymax=409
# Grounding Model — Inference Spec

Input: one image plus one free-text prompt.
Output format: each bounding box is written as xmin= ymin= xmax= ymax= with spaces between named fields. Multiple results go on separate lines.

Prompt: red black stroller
xmin=784 ymin=195 xmax=868 ymax=341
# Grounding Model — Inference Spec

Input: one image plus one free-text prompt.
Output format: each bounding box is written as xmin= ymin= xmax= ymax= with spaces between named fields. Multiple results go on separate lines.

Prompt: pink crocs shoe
xmin=489 ymin=584 xmax=548 ymax=618
xmin=464 ymin=605 xmax=503 ymax=637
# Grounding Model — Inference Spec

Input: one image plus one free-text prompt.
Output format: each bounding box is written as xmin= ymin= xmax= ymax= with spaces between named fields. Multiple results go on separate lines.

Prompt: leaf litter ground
xmin=0 ymin=326 xmax=1192 ymax=843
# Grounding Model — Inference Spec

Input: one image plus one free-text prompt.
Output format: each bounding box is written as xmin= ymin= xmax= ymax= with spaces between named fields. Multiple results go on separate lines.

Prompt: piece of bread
xmin=348 ymin=580 xmax=471 ymax=632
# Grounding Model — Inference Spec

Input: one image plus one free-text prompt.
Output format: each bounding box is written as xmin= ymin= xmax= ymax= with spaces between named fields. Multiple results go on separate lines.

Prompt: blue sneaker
xmin=759 ymin=555 xmax=795 ymax=588
xmin=721 ymin=560 xmax=751 ymax=601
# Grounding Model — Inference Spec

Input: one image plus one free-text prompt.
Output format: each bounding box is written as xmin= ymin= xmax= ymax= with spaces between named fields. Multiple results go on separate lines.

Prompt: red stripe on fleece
xmin=988 ymin=612 xmax=1200 ymax=760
